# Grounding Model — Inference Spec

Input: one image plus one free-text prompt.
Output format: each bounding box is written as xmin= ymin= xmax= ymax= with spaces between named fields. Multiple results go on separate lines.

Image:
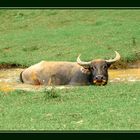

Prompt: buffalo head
xmin=77 ymin=51 xmax=121 ymax=86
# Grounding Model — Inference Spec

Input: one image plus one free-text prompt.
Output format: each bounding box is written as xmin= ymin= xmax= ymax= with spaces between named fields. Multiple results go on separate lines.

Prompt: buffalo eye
xmin=91 ymin=66 xmax=96 ymax=70
xmin=103 ymin=65 xmax=107 ymax=70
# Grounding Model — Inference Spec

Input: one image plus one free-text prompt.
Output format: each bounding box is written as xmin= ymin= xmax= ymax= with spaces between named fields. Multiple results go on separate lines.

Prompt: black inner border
xmin=0 ymin=0 xmax=140 ymax=139
xmin=0 ymin=0 xmax=140 ymax=7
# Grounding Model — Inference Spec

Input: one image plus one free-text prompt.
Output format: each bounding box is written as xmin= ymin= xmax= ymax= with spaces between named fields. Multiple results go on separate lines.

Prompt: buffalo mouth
xmin=93 ymin=80 xmax=107 ymax=86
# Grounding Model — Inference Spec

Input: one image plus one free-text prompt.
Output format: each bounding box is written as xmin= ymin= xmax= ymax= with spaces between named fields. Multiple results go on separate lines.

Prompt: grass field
xmin=0 ymin=9 xmax=140 ymax=130
xmin=0 ymin=10 xmax=140 ymax=66
xmin=0 ymin=82 xmax=140 ymax=130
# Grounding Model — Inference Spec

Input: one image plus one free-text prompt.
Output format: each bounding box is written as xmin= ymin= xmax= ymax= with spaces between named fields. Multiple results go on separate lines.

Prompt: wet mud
xmin=0 ymin=68 xmax=140 ymax=92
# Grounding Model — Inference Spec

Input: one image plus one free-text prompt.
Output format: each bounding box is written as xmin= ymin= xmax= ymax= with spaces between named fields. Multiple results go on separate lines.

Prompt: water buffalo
xmin=20 ymin=51 xmax=120 ymax=86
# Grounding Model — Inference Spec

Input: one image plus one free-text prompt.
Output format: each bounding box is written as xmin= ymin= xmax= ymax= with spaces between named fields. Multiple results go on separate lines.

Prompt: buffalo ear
xmin=80 ymin=67 xmax=91 ymax=75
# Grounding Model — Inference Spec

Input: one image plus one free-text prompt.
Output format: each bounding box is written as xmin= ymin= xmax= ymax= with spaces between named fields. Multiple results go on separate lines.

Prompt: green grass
xmin=0 ymin=10 xmax=140 ymax=66
xmin=0 ymin=10 xmax=140 ymax=130
xmin=0 ymin=82 xmax=140 ymax=130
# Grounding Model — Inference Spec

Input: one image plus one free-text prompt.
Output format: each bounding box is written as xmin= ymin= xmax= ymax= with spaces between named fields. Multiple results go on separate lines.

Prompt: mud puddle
xmin=0 ymin=68 xmax=140 ymax=92
xmin=109 ymin=69 xmax=140 ymax=83
xmin=0 ymin=68 xmax=71 ymax=92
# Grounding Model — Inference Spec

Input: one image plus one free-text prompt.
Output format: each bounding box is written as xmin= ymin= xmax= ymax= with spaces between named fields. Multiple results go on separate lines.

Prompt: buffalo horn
xmin=77 ymin=54 xmax=91 ymax=68
xmin=105 ymin=51 xmax=121 ymax=64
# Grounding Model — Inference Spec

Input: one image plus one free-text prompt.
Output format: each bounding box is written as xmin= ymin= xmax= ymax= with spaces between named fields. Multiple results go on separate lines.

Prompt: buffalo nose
xmin=95 ymin=75 xmax=104 ymax=80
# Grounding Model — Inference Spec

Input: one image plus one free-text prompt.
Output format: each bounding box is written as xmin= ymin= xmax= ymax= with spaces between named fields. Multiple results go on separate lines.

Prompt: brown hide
xmin=20 ymin=52 xmax=120 ymax=86
xmin=21 ymin=61 xmax=82 ymax=85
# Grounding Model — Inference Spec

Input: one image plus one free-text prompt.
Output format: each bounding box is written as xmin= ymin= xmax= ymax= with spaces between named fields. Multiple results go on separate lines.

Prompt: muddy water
xmin=0 ymin=68 xmax=43 ymax=92
xmin=109 ymin=69 xmax=140 ymax=83
xmin=0 ymin=68 xmax=140 ymax=92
